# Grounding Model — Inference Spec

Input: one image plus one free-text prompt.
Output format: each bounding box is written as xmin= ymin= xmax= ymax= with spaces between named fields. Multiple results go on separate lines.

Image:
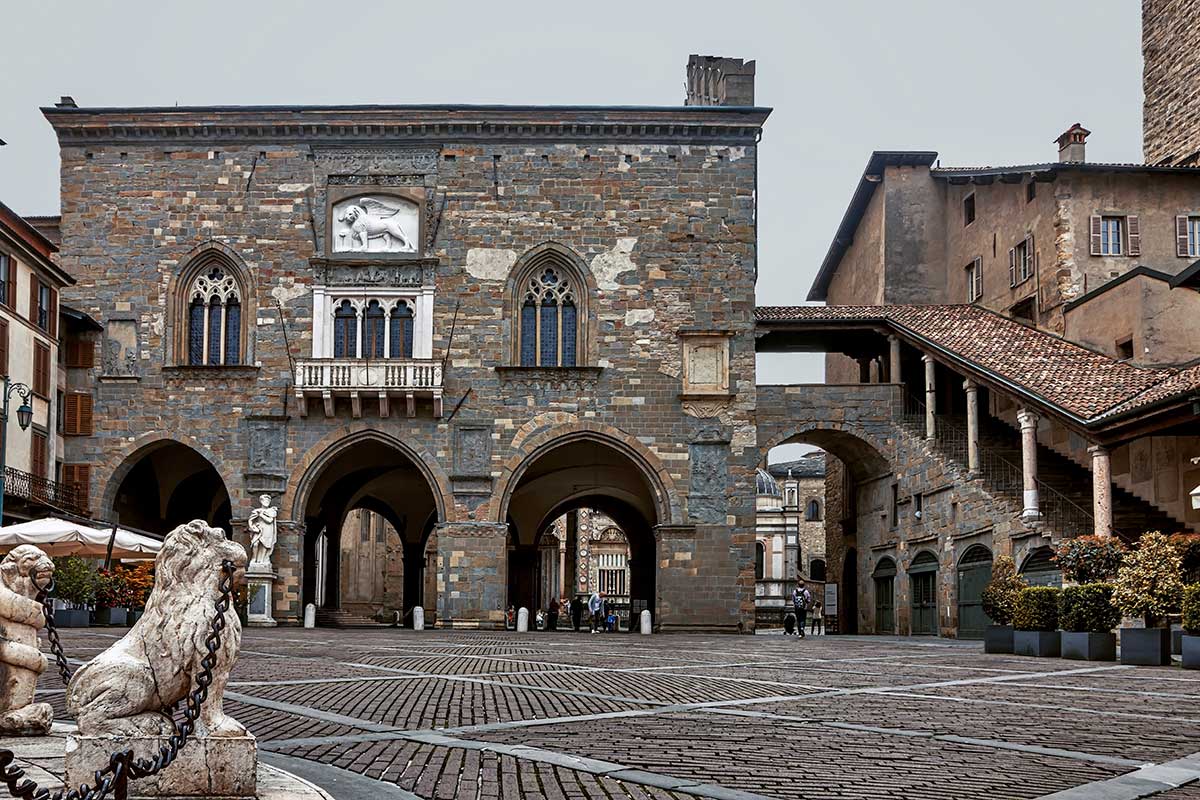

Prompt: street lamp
xmin=0 ymin=376 xmax=34 ymax=525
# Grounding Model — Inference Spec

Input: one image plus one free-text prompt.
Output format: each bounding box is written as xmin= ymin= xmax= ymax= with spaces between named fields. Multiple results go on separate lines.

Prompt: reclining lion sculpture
xmin=67 ymin=520 xmax=248 ymax=737
xmin=0 ymin=544 xmax=56 ymax=734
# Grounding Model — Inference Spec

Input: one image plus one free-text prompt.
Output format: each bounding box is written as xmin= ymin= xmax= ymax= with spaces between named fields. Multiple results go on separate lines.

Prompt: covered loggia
xmin=108 ymin=440 xmax=232 ymax=535
xmin=296 ymin=433 xmax=440 ymax=625
xmin=502 ymin=435 xmax=663 ymax=627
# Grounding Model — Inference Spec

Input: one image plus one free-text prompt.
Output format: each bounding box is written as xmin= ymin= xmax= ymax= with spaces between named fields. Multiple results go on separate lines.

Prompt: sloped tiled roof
xmin=768 ymin=452 xmax=826 ymax=479
xmin=755 ymin=304 xmax=1200 ymax=424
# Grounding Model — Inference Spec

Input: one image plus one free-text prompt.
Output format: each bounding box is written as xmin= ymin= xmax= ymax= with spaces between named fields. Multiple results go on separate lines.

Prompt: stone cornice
xmin=42 ymin=105 xmax=770 ymax=147
xmin=495 ymin=366 xmax=603 ymax=391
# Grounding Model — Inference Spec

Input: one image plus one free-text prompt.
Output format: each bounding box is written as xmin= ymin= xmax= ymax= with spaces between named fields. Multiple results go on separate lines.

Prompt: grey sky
xmin=0 ymin=0 xmax=1143 ymax=459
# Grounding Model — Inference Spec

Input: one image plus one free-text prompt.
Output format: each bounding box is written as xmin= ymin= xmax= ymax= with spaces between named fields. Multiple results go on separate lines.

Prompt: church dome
xmin=755 ymin=468 xmax=781 ymax=497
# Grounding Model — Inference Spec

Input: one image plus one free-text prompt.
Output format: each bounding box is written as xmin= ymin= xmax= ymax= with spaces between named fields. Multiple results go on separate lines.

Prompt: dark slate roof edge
xmin=931 ymin=162 xmax=1200 ymax=178
xmin=1062 ymin=265 xmax=1176 ymax=312
xmin=1168 ymin=258 xmax=1200 ymax=289
xmin=42 ymin=103 xmax=773 ymax=115
xmin=807 ymin=151 xmax=938 ymax=302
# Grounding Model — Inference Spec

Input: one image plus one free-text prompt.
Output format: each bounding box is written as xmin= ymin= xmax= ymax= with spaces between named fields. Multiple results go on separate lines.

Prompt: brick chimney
xmin=685 ymin=56 xmax=755 ymax=106
xmin=1056 ymin=123 xmax=1090 ymax=162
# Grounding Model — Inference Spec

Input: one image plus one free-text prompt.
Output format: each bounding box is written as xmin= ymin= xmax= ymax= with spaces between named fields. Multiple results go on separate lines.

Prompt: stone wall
xmin=1144 ymin=0 xmax=1200 ymax=165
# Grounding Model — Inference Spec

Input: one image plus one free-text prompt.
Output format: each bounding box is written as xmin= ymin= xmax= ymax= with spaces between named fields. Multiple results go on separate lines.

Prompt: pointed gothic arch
xmin=507 ymin=242 xmax=594 ymax=367
xmin=168 ymin=243 xmax=255 ymax=367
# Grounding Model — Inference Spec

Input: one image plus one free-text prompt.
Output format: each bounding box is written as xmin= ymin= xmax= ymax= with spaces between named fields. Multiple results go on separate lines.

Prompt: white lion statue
xmin=67 ymin=520 xmax=248 ymax=737
xmin=336 ymin=198 xmax=415 ymax=253
xmin=0 ymin=544 xmax=55 ymax=735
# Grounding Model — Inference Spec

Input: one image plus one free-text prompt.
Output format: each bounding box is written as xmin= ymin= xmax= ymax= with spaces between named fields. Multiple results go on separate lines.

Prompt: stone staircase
xmin=314 ymin=607 xmax=396 ymax=628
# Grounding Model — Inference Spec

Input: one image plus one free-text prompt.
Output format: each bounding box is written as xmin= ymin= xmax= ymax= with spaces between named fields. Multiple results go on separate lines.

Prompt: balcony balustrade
xmin=3 ymin=466 xmax=87 ymax=516
xmin=294 ymin=358 xmax=443 ymax=418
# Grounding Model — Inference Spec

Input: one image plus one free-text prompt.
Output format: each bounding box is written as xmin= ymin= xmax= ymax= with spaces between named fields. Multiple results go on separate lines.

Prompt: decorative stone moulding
xmin=494 ymin=366 xmax=603 ymax=392
xmin=324 ymin=186 xmax=426 ymax=260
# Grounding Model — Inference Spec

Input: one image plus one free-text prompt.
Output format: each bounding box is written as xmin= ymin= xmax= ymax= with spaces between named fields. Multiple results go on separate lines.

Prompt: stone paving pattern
xmin=34 ymin=629 xmax=1200 ymax=800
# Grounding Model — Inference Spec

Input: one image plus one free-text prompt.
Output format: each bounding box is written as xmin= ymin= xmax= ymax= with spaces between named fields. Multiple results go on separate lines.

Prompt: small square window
xmin=1116 ymin=338 xmax=1134 ymax=361
xmin=963 ymin=193 xmax=976 ymax=226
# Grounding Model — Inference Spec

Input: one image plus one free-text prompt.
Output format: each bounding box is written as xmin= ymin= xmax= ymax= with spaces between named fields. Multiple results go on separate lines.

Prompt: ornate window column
xmin=1089 ymin=445 xmax=1113 ymax=537
xmin=186 ymin=266 xmax=242 ymax=366
xmin=1017 ymin=408 xmax=1041 ymax=522
xmin=888 ymin=335 xmax=901 ymax=384
xmin=964 ymin=379 xmax=980 ymax=474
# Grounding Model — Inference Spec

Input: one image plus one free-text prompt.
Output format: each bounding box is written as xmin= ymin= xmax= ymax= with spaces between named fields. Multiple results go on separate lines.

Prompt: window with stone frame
xmin=512 ymin=248 xmax=586 ymax=368
xmin=1178 ymin=215 xmax=1200 ymax=258
xmin=186 ymin=265 xmax=242 ymax=365
xmin=1090 ymin=214 xmax=1141 ymax=257
xmin=965 ymin=257 xmax=982 ymax=302
xmin=1008 ymin=236 xmax=1034 ymax=287
xmin=328 ymin=296 xmax=418 ymax=359
xmin=806 ymin=499 xmax=822 ymax=521
xmin=333 ymin=300 xmax=358 ymax=358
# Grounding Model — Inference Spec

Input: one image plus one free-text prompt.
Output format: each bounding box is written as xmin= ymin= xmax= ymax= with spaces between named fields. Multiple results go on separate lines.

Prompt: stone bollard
xmin=0 ymin=544 xmax=56 ymax=735
xmin=517 ymin=607 xmax=529 ymax=632
xmin=304 ymin=603 xmax=316 ymax=629
xmin=640 ymin=609 xmax=652 ymax=635
xmin=413 ymin=606 xmax=425 ymax=631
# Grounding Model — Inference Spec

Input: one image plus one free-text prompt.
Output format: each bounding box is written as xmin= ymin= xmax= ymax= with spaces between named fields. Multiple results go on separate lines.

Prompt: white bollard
xmin=517 ymin=607 xmax=529 ymax=632
xmin=640 ymin=609 xmax=652 ymax=635
xmin=413 ymin=606 xmax=425 ymax=631
xmin=304 ymin=603 xmax=316 ymax=629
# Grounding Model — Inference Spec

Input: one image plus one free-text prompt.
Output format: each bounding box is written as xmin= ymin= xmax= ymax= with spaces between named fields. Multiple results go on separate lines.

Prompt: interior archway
xmin=299 ymin=437 xmax=439 ymax=625
xmin=110 ymin=441 xmax=231 ymax=535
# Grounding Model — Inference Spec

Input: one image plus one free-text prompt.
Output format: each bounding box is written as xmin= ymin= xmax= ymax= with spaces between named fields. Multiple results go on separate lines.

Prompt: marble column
xmin=922 ymin=354 xmax=937 ymax=441
xmin=1089 ymin=445 xmax=1113 ymax=538
xmin=964 ymin=379 xmax=980 ymax=474
xmin=1017 ymin=409 xmax=1041 ymax=522
xmin=888 ymin=335 xmax=901 ymax=384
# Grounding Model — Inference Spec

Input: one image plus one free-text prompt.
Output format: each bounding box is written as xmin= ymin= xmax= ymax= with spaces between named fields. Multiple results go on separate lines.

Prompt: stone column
xmin=964 ymin=379 xmax=980 ymax=475
xmin=922 ymin=354 xmax=936 ymax=441
xmin=888 ymin=335 xmax=901 ymax=384
xmin=435 ymin=522 xmax=509 ymax=629
xmin=1089 ymin=445 xmax=1113 ymax=538
xmin=857 ymin=356 xmax=872 ymax=384
xmin=564 ymin=510 xmax=579 ymax=600
xmin=1017 ymin=409 xmax=1041 ymax=522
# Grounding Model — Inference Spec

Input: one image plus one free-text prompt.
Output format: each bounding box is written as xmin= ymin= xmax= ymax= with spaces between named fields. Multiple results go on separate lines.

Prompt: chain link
xmin=0 ymin=560 xmax=237 ymax=800
xmin=35 ymin=575 xmax=74 ymax=686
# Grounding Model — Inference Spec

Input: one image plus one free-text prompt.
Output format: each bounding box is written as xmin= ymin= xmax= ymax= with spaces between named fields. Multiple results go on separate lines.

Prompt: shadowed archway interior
xmin=111 ymin=441 xmax=232 ymax=535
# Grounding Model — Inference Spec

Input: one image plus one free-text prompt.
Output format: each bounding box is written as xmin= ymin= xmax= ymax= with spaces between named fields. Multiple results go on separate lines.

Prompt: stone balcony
xmin=293 ymin=358 xmax=443 ymax=418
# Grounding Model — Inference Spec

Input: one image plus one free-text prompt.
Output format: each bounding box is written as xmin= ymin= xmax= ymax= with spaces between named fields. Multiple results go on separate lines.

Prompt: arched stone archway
xmin=105 ymin=438 xmax=234 ymax=535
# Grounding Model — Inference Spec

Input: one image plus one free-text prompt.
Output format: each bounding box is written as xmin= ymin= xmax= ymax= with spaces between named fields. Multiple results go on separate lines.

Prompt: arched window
xmin=389 ymin=301 xmax=414 ymax=359
xmin=810 ymin=558 xmax=827 ymax=582
xmin=805 ymin=499 xmax=822 ymax=521
xmin=512 ymin=246 xmax=587 ymax=367
xmin=333 ymin=300 xmax=358 ymax=358
xmin=187 ymin=266 xmax=242 ymax=365
xmin=362 ymin=300 xmax=385 ymax=358
xmin=754 ymin=542 xmax=765 ymax=580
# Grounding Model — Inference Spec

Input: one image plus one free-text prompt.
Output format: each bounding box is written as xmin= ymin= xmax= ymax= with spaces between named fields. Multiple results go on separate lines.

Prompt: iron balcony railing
xmin=901 ymin=393 xmax=1100 ymax=539
xmin=3 ymin=466 xmax=87 ymax=516
xmin=294 ymin=358 xmax=443 ymax=392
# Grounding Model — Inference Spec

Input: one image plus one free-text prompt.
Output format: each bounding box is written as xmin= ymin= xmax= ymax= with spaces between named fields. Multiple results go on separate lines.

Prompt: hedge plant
xmin=1058 ymin=583 xmax=1121 ymax=633
xmin=1013 ymin=586 xmax=1060 ymax=632
xmin=1169 ymin=533 xmax=1200 ymax=583
xmin=51 ymin=556 xmax=97 ymax=608
xmin=1054 ymin=536 xmax=1126 ymax=584
xmin=1183 ymin=584 xmax=1200 ymax=636
xmin=1112 ymin=531 xmax=1184 ymax=628
xmin=981 ymin=555 xmax=1026 ymax=626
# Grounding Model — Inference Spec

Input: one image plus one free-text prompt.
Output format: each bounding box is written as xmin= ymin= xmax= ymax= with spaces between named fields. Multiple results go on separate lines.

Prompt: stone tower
xmin=1143 ymin=0 xmax=1200 ymax=165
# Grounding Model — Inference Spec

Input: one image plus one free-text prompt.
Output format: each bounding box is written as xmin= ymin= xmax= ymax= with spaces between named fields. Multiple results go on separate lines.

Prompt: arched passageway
xmin=298 ymin=436 xmax=440 ymax=625
xmin=110 ymin=441 xmax=231 ymax=535
xmin=503 ymin=437 xmax=663 ymax=628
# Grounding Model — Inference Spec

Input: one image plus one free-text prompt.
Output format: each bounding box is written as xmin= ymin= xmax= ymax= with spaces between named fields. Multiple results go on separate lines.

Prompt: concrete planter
xmin=94 ymin=607 xmax=127 ymax=627
xmin=1013 ymin=630 xmax=1060 ymax=657
xmin=984 ymin=625 xmax=1014 ymax=654
xmin=1172 ymin=627 xmax=1182 ymax=656
xmin=1120 ymin=627 xmax=1171 ymax=666
xmin=1183 ymin=634 xmax=1200 ymax=670
xmin=127 ymin=609 xmax=144 ymax=626
xmin=1060 ymin=631 xmax=1116 ymax=662
xmin=53 ymin=608 xmax=90 ymax=628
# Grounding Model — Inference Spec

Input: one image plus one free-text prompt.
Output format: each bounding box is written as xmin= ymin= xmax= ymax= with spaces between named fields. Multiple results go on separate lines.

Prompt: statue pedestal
xmin=65 ymin=733 xmax=257 ymax=798
xmin=245 ymin=566 xmax=276 ymax=627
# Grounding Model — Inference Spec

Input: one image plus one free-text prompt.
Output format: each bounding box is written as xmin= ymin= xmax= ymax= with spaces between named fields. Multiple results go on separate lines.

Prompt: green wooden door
xmin=874 ymin=576 xmax=894 ymax=633
xmin=909 ymin=551 xmax=939 ymax=636
xmin=956 ymin=546 xmax=993 ymax=640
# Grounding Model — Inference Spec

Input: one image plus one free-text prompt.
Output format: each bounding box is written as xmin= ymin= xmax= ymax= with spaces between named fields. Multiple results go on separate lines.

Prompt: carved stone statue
xmin=67 ymin=520 xmax=248 ymax=738
xmin=334 ymin=196 xmax=417 ymax=253
xmin=247 ymin=494 xmax=278 ymax=570
xmin=0 ymin=545 xmax=55 ymax=735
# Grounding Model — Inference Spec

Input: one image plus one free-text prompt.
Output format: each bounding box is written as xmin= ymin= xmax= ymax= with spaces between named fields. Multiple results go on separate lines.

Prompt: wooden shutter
xmin=1178 ymin=215 xmax=1191 ymax=257
xmin=63 ymin=392 xmax=94 ymax=436
xmin=48 ymin=288 xmax=57 ymax=338
xmin=1024 ymin=233 xmax=1035 ymax=280
xmin=65 ymin=337 xmax=95 ymax=368
xmin=30 ymin=432 xmax=47 ymax=479
xmin=5 ymin=257 xmax=14 ymax=309
xmin=29 ymin=278 xmax=38 ymax=322
xmin=1008 ymin=247 xmax=1016 ymax=286
xmin=1126 ymin=215 xmax=1141 ymax=256
xmin=974 ymin=256 xmax=982 ymax=299
xmin=0 ymin=319 xmax=8 ymax=376
xmin=33 ymin=342 xmax=49 ymax=396
xmin=1090 ymin=215 xmax=1103 ymax=255
xmin=62 ymin=464 xmax=91 ymax=511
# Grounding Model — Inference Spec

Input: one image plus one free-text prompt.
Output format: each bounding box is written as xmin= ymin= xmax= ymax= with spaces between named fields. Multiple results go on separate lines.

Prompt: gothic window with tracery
xmin=363 ymin=300 xmax=386 ymax=358
xmin=519 ymin=266 xmax=578 ymax=367
xmin=333 ymin=300 xmax=358 ymax=358
xmin=389 ymin=301 xmax=414 ymax=358
xmin=187 ymin=266 xmax=242 ymax=365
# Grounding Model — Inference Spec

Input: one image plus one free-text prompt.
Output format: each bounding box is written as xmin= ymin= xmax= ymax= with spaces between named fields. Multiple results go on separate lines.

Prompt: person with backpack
xmin=791 ymin=584 xmax=812 ymax=638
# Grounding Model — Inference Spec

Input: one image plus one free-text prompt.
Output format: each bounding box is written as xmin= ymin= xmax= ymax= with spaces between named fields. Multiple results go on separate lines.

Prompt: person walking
xmin=571 ymin=596 xmax=583 ymax=631
xmin=588 ymin=590 xmax=604 ymax=633
xmin=791 ymin=584 xmax=812 ymax=638
xmin=809 ymin=596 xmax=823 ymax=636
xmin=547 ymin=597 xmax=560 ymax=631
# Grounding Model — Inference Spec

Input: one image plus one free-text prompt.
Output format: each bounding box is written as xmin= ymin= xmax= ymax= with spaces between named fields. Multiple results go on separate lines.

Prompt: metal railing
xmin=3 ymin=466 xmax=87 ymax=516
xmin=294 ymin=358 xmax=443 ymax=391
xmin=901 ymin=394 xmax=1098 ymax=538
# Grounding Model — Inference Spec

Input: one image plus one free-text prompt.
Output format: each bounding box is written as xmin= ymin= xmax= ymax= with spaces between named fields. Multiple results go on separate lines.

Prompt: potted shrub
xmin=93 ymin=568 xmax=130 ymax=626
xmin=980 ymin=555 xmax=1025 ymax=653
xmin=1055 ymin=535 xmax=1125 ymax=584
xmin=1183 ymin=584 xmax=1199 ymax=670
xmin=1013 ymin=586 xmax=1061 ymax=657
xmin=1058 ymin=584 xmax=1120 ymax=661
xmin=122 ymin=562 xmax=154 ymax=625
xmin=50 ymin=556 xmax=94 ymax=627
xmin=1168 ymin=534 xmax=1200 ymax=654
xmin=1112 ymin=531 xmax=1183 ymax=666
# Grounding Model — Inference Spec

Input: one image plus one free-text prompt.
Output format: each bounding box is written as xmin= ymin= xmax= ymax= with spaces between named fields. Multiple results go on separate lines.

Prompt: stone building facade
xmin=753 ymin=453 xmax=826 ymax=627
xmin=45 ymin=58 xmax=769 ymax=631
xmin=1143 ymin=0 xmax=1200 ymax=166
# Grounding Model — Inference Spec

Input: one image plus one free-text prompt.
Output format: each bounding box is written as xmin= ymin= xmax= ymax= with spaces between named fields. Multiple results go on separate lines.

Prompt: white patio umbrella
xmin=0 ymin=518 xmax=162 ymax=560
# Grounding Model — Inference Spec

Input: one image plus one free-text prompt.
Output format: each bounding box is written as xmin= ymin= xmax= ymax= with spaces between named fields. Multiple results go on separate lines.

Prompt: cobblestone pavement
xmin=37 ymin=630 xmax=1200 ymax=800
